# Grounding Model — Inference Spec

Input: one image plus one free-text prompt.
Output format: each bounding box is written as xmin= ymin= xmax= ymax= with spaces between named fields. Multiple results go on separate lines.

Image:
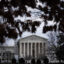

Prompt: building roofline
xmin=0 ymin=45 xmax=15 ymax=48
xmin=19 ymin=35 xmax=48 ymax=41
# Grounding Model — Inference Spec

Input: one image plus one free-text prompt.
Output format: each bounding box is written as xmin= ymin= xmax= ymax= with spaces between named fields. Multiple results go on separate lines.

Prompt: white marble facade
xmin=19 ymin=35 xmax=48 ymax=59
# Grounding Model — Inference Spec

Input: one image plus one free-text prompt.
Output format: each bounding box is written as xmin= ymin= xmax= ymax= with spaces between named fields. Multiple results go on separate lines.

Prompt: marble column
xmin=35 ymin=43 xmax=36 ymax=58
xmin=26 ymin=43 xmax=28 ymax=56
xmin=24 ymin=43 xmax=25 ymax=57
xmin=42 ymin=43 xmax=43 ymax=55
xmin=20 ymin=43 xmax=23 ymax=57
xmin=38 ymin=43 xmax=40 ymax=56
xmin=28 ymin=43 xmax=29 ymax=56
xmin=20 ymin=43 xmax=21 ymax=57
xmin=36 ymin=43 xmax=38 ymax=58
xmin=31 ymin=43 xmax=32 ymax=57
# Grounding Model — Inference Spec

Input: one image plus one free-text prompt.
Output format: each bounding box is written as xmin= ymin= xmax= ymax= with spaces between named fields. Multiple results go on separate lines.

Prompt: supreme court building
xmin=18 ymin=35 xmax=49 ymax=59
xmin=0 ymin=35 xmax=57 ymax=62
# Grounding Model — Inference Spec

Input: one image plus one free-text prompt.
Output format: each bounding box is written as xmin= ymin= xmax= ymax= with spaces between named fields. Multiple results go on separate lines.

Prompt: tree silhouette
xmin=43 ymin=56 xmax=49 ymax=64
xmin=36 ymin=59 xmax=41 ymax=64
xmin=31 ymin=58 xmax=35 ymax=64
xmin=12 ymin=57 xmax=16 ymax=64
xmin=0 ymin=0 xmax=64 ymax=43
xmin=41 ymin=0 xmax=64 ymax=33
xmin=56 ymin=33 xmax=64 ymax=62
xmin=19 ymin=58 xmax=25 ymax=64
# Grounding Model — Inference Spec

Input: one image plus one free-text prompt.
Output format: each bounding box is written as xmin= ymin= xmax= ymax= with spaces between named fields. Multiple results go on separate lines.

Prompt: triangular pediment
xmin=19 ymin=35 xmax=48 ymax=42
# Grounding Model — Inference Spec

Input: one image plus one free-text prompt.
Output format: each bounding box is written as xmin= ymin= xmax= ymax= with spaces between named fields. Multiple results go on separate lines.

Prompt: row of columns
xmin=20 ymin=42 xmax=46 ymax=58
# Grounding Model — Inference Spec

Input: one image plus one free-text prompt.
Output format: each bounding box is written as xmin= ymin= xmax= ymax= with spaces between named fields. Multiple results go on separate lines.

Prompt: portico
xmin=20 ymin=42 xmax=44 ymax=58
xmin=19 ymin=35 xmax=48 ymax=59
